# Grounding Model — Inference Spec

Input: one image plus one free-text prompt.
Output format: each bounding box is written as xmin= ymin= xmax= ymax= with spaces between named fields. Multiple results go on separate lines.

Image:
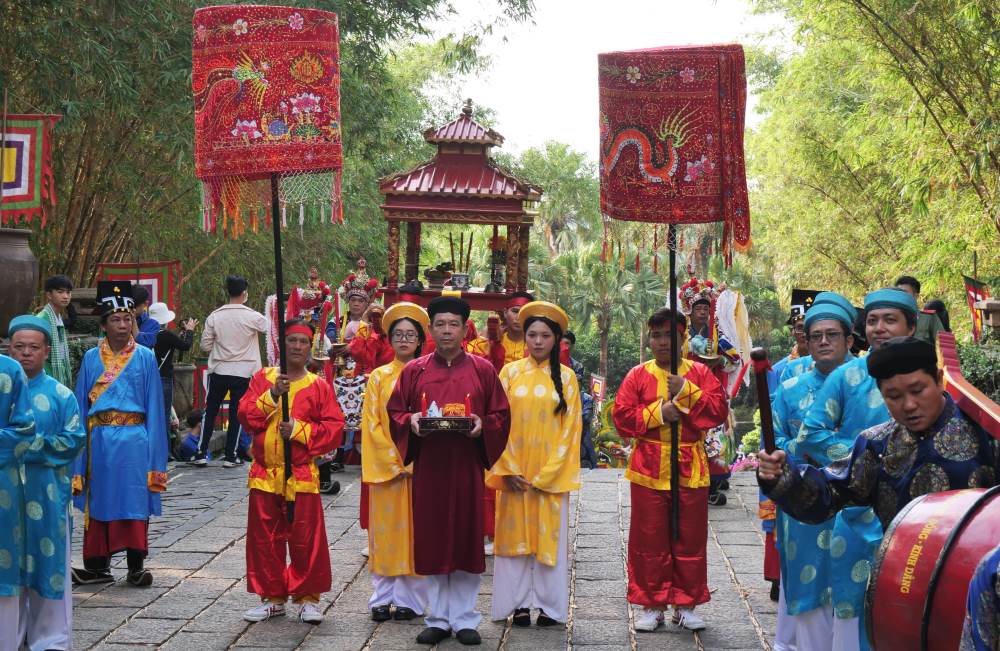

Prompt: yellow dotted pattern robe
xmin=487 ymin=357 xmax=582 ymax=566
xmin=361 ymin=359 xmax=416 ymax=577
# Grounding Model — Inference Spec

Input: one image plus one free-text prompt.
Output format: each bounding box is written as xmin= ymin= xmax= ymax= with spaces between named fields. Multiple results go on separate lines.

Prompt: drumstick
xmin=750 ymin=348 xmax=776 ymax=453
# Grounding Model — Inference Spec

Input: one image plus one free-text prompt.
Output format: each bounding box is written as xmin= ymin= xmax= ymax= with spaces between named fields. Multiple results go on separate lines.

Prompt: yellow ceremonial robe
xmin=361 ymin=359 xmax=416 ymax=577
xmin=487 ymin=357 xmax=582 ymax=566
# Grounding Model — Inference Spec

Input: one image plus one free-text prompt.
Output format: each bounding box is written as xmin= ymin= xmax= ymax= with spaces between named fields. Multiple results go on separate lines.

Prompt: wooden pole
xmin=465 ymin=234 xmax=473 ymax=273
xmin=750 ymin=348 xmax=776 ymax=453
xmin=668 ymin=224 xmax=680 ymax=540
xmin=270 ymin=174 xmax=294 ymax=523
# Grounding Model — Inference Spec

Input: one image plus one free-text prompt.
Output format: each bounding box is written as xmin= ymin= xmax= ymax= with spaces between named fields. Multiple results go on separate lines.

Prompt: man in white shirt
xmin=191 ymin=275 xmax=268 ymax=467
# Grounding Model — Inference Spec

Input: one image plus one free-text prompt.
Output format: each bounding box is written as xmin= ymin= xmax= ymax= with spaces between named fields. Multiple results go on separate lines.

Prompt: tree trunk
xmin=639 ymin=328 xmax=646 ymax=364
xmin=599 ymin=326 xmax=609 ymax=377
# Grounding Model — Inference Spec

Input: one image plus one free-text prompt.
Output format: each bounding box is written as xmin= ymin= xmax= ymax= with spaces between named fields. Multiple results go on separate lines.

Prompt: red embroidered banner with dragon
xmin=192 ymin=5 xmax=342 ymax=237
xmin=598 ymin=44 xmax=750 ymax=263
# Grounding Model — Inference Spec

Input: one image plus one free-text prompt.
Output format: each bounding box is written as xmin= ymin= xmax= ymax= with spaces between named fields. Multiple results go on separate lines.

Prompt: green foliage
xmin=748 ymin=0 xmax=1000 ymax=337
xmin=0 ymin=0 xmax=533 ymax=322
xmin=957 ymin=340 xmax=1000 ymax=403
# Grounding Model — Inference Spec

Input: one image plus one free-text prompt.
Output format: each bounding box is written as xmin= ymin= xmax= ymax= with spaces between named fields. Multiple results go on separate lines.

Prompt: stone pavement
xmin=70 ymin=465 xmax=776 ymax=650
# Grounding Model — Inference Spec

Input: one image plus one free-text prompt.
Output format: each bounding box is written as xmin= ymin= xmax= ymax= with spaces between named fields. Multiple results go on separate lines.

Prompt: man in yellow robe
xmin=487 ymin=301 xmax=582 ymax=626
xmin=361 ymin=302 xmax=430 ymax=622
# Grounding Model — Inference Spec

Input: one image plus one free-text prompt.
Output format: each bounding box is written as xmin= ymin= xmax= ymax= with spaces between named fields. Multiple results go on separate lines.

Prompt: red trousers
xmin=360 ymin=482 xmax=369 ymax=530
xmin=246 ymin=490 xmax=331 ymax=599
xmin=627 ymin=483 xmax=710 ymax=609
xmin=83 ymin=519 xmax=148 ymax=559
xmin=763 ymin=530 xmax=780 ymax=581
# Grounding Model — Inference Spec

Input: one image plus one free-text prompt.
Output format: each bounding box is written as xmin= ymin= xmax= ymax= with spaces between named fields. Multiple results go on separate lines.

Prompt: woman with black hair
xmin=488 ymin=301 xmax=582 ymax=628
xmin=361 ymin=302 xmax=431 ymax=623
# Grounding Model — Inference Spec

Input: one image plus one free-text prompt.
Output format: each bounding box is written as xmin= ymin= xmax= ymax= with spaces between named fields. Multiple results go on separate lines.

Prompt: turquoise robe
xmin=23 ymin=372 xmax=85 ymax=599
xmin=801 ymin=355 xmax=885 ymax=625
xmin=0 ymin=355 xmax=36 ymax=597
xmin=73 ymin=344 xmax=166 ymax=521
xmin=772 ymin=366 xmax=836 ymax=616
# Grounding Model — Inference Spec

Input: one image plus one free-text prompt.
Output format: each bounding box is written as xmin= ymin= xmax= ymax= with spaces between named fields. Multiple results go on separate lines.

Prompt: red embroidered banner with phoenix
xmin=192 ymin=5 xmax=342 ymax=236
xmin=598 ymin=44 xmax=750 ymax=261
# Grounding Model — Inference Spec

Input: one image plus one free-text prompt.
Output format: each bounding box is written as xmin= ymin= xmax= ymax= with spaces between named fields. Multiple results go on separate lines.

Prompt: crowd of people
xmin=0 ymin=267 xmax=997 ymax=651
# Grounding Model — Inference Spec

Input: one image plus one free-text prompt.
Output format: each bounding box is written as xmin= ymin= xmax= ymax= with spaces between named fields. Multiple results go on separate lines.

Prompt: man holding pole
xmin=612 ymin=307 xmax=728 ymax=632
xmin=238 ymin=318 xmax=345 ymax=623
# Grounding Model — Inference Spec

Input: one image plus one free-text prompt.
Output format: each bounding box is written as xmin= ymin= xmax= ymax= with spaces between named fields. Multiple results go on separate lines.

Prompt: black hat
xmin=428 ymin=296 xmax=471 ymax=322
xmin=97 ymin=280 xmax=135 ymax=317
xmin=866 ymin=336 xmax=937 ymax=381
xmin=788 ymin=289 xmax=821 ymax=325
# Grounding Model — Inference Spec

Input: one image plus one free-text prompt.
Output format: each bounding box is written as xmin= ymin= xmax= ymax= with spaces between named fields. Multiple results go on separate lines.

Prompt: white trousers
xmin=369 ymin=573 xmax=430 ymax=613
xmin=789 ymin=605 xmax=859 ymax=651
xmin=491 ymin=494 xmax=569 ymax=623
xmin=0 ymin=517 xmax=72 ymax=651
xmin=773 ymin=582 xmax=797 ymax=651
xmin=424 ymin=570 xmax=482 ymax=632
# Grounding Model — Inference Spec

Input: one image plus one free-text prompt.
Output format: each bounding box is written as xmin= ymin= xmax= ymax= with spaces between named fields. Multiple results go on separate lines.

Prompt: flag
xmin=963 ymin=275 xmax=992 ymax=342
xmin=1 ymin=114 xmax=60 ymax=226
xmin=96 ymin=260 xmax=181 ymax=317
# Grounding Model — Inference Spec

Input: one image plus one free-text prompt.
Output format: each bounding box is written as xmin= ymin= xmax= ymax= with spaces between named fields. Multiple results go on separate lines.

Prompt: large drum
xmin=866 ymin=486 xmax=1000 ymax=650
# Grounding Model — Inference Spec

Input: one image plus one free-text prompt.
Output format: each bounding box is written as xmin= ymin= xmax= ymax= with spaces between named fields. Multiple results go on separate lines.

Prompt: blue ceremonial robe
xmin=135 ymin=313 xmax=159 ymax=349
xmin=73 ymin=344 xmax=166 ymax=521
xmin=799 ymin=355 xmax=885 ymax=624
xmin=0 ymin=356 xmax=35 ymax=597
xmin=765 ymin=395 xmax=998 ymax=633
xmin=962 ymin=543 xmax=1000 ymax=651
xmin=771 ymin=366 xmax=837 ymax=616
xmin=23 ymin=372 xmax=85 ymax=599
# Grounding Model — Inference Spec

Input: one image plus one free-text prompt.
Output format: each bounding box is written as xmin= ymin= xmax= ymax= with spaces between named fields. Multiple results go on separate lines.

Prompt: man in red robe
xmin=238 ymin=319 xmax=345 ymax=624
xmin=388 ymin=296 xmax=510 ymax=646
xmin=613 ymin=307 xmax=728 ymax=633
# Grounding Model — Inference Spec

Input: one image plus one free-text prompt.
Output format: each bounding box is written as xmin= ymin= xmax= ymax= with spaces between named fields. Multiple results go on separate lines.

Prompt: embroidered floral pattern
xmin=625 ymin=65 xmax=641 ymax=84
xmin=232 ymin=18 xmax=249 ymax=35
xmin=288 ymin=12 xmax=304 ymax=30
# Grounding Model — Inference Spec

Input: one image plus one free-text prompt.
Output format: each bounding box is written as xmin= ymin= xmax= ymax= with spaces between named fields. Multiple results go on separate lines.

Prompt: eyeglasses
xmin=792 ymin=325 xmax=805 ymax=334
xmin=391 ymin=332 xmax=419 ymax=342
xmin=807 ymin=331 xmax=845 ymax=343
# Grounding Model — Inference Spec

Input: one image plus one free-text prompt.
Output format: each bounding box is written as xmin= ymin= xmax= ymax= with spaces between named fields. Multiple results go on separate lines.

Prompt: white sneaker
xmin=634 ymin=608 xmax=664 ymax=632
xmin=484 ymin=541 xmax=494 ymax=556
xmin=361 ymin=546 xmax=369 ymax=557
xmin=673 ymin=607 xmax=706 ymax=631
xmin=299 ymin=602 xmax=323 ymax=623
xmin=244 ymin=601 xmax=285 ymax=622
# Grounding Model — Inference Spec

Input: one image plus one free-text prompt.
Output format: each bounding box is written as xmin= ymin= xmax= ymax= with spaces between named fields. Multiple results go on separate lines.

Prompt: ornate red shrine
xmin=380 ymin=100 xmax=542 ymax=310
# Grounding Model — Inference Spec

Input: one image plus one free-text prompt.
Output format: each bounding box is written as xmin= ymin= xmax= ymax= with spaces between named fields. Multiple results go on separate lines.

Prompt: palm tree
xmin=564 ymin=244 xmax=666 ymax=376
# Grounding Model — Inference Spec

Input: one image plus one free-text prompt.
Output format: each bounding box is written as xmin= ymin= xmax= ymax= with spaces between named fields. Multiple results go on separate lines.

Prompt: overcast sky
xmin=431 ymin=0 xmax=787 ymax=161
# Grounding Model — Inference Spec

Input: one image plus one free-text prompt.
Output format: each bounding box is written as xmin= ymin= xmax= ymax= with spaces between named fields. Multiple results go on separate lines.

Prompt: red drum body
xmin=866 ymin=487 xmax=1000 ymax=650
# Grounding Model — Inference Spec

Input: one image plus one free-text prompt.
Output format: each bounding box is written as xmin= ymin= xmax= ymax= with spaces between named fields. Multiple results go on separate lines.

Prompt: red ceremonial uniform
xmin=348 ymin=322 xmax=394 ymax=376
xmin=238 ymin=368 xmax=345 ymax=601
xmin=387 ymin=351 xmax=510 ymax=575
xmin=613 ymin=359 xmax=728 ymax=609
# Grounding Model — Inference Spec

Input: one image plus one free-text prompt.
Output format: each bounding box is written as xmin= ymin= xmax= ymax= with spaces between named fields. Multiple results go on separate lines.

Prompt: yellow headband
xmin=383 ymin=301 xmax=430 ymax=331
xmin=517 ymin=300 xmax=569 ymax=333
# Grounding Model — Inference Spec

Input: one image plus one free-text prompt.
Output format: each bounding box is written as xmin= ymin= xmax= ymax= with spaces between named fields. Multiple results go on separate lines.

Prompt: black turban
xmin=866 ymin=336 xmax=937 ymax=381
xmin=427 ymin=296 xmax=471 ymax=322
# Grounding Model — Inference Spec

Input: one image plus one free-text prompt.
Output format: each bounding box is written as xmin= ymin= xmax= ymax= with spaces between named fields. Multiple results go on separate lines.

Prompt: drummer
xmin=757 ymin=336 xmax=998 ymax=531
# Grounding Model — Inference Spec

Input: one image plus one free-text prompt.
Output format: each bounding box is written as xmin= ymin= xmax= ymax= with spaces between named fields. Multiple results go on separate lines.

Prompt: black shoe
xmin=330 ymin=461 xmax=345 ymax=472
xmin=126 ymin=569 xmax=153 ymax=587
xmin=456 ymin=628 xmax=481 ymax=645
xmin=769 ymin=580 xmax=780 ymax=602
xmin=371 ymin=605 xmax=391 ymax=622
xmin=512 ymin=608 xmax=531 ymax=627
xmin=394 ymin=606 xmax=419 ymax=620
xmin=71 ymin=567 xmax=114 ymax=585
xmin=707 ymin=491 xmax=727 ymax=506
xmin=320 ymin=480 xmax=341 ymax=495
xmin=188 ymin=454 xmax=208 ymax=467
xmin=536 ymin=610 xmax=558 ymax=627
xmin=417 ymin=627 xmax=451 ymax=645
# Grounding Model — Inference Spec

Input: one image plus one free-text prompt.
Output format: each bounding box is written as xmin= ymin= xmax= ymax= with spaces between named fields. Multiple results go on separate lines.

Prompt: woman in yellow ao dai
xmin=361 ymin=302 xmax=430 ymax=622
xmin=488 ymin=301 xmax=582 ymax=627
